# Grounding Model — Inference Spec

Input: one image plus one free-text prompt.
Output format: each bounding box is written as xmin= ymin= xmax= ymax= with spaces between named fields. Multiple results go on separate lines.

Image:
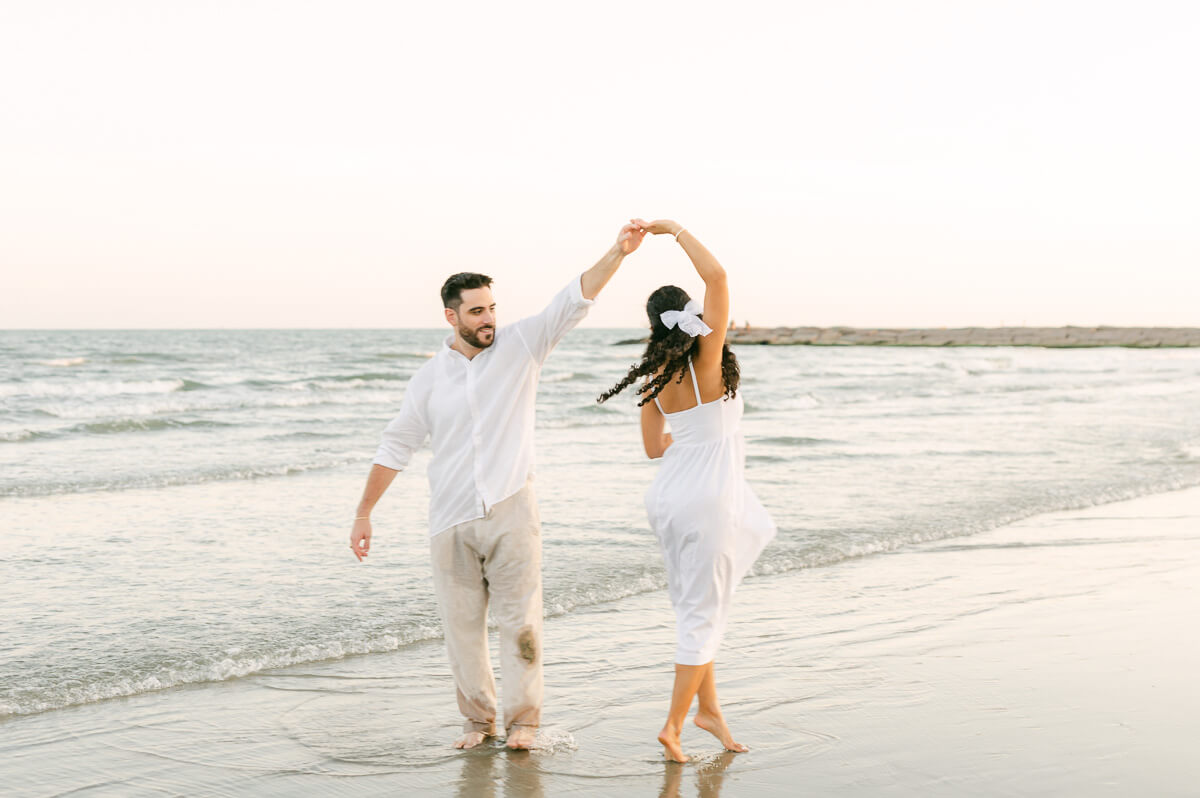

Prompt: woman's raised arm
xmin=634 ymin=219 xmax=729 ymax=369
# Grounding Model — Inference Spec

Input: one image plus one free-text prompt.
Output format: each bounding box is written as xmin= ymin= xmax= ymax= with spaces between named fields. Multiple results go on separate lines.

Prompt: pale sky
xmin=2 ymin=1 xmax=1197 ymax=329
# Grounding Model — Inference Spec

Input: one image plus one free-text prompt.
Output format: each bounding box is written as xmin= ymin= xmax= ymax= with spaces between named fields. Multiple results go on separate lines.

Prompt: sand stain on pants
xmin=430 ymin=481 xmax=543 ymax=735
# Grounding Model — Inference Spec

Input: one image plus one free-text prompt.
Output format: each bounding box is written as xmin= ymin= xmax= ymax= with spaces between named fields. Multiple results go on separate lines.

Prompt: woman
xmin=598 ymin=219 xmax=777 ymax=762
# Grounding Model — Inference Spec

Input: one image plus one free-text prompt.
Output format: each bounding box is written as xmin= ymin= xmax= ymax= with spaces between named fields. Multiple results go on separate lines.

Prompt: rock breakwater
xmin=615 ymin=327 xmax=1200 ymax=347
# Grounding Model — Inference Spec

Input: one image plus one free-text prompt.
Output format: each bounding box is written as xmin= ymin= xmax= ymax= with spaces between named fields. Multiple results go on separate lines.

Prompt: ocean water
xmin=2 ymin=329 xmax=1200 ymax=718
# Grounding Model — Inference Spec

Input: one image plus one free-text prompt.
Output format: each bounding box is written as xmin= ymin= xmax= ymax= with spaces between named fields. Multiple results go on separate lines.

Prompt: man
xmin=349 ymin=221 xmax=646 ymax=750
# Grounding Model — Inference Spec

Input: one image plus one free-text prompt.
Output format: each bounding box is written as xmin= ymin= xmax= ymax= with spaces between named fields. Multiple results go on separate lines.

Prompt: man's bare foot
xmin=453 ymin=731 xmax=490 ymax=749
xmin=694 ymin=711 xmax=748 ymax=753
xmin=506 ymin=726 xmax=538 ymax=750
xmin=657 ymin=725 xmax=689 ymax=763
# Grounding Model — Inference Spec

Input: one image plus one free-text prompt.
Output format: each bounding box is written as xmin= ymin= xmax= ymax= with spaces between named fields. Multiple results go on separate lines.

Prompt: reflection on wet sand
xmin=457 ymin=747 xmax=544 ymax=798
xmin=659 ymin=751 xmax=738 ymax=798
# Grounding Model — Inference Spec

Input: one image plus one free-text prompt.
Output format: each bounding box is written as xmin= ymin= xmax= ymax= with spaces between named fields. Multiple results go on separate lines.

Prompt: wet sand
xmin=3 ymin=488 xmax=1198 ymax=796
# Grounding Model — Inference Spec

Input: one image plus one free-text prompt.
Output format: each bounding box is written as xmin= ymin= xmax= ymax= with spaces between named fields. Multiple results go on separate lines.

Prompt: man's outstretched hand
xmin=350 ymin=518 xmax=372 ymax=562
xmin=617 ymin=220 xmax=648 ymax=255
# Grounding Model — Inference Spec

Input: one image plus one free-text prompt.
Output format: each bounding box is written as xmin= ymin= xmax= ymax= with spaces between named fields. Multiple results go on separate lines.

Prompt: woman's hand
xmin=632 ymin=218 xmax=683 ymax=236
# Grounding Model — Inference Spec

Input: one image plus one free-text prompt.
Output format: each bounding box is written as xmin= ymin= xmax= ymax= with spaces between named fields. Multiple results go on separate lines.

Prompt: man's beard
xmin=459 ymin=323 xmax=495 ymax=349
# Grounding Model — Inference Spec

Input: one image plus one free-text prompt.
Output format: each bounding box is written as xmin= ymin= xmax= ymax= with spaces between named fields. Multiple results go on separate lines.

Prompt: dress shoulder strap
xmin=687 ymin=358 xmax=702 ymax=405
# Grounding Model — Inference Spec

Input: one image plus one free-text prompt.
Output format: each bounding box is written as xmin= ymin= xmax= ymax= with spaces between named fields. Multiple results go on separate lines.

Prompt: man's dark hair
xmin=441 ymin=272 xmax=494 ymax=310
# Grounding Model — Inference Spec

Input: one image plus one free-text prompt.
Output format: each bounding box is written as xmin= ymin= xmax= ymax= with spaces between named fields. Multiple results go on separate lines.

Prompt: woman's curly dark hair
xmin=598 ymin=285 xmax=740 ymax=406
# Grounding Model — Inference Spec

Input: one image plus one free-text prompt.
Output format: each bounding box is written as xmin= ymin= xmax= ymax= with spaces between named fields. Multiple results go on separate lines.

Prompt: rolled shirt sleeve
xmin=512 ymin=274 xmax=595 ymax=364
xmin=373 ymin=363 xmax=432 ymax=471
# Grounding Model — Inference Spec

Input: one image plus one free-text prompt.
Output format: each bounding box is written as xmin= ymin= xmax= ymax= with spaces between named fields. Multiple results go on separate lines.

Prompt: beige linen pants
xmin=430 ymin=481 xmax=543 ymax=735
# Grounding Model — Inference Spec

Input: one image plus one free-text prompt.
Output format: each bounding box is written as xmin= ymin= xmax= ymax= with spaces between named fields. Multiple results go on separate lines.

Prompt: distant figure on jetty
xmin=348 ymin=221 xmax=646 ymax=750
xmin=598 ymin=219 xmax=777 ymax=762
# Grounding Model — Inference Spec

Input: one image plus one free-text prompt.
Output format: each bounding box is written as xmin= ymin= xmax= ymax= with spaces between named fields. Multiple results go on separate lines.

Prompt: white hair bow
xmin=660 ymin=299 xmax=713 ymax=337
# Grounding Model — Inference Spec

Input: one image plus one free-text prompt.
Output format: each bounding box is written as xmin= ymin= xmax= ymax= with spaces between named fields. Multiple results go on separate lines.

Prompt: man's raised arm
xmin=515 ymin=222 xmax=646 ymax=364
xmin=580 ymin=221 xmax=645 ymax=299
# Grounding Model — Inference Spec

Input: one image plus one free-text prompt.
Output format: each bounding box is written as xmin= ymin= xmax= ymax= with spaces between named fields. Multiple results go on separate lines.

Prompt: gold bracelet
xmin=354 ymin=515 xmax=370 ymax=520
xmin=674 ymin=228 xmax=687 ymax=242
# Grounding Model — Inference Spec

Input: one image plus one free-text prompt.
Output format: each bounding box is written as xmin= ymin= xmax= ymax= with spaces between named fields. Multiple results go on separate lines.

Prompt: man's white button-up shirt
xmin=373 ymin=275 xmax=594 ymax=536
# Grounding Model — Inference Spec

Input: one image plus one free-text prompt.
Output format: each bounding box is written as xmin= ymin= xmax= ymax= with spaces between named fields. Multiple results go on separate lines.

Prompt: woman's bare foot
xmin=694 ymin=711 xmax=748 ymax=753
xmin=506 ymin=726 xmax=538 ymax=750
xmin=453 ymin=731 xmax=490 ymax=749
xmin=657 ymin=724 xmax=690 ymax=762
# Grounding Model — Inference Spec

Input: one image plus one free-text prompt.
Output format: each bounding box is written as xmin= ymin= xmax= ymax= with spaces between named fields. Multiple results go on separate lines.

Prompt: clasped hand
xmin=616 ymin=218 xmax=683 ymax=255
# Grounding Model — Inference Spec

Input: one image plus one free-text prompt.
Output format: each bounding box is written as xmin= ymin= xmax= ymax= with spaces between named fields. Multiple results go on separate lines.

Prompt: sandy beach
xmin=3 ymin=486 xmax=1197 ymax=796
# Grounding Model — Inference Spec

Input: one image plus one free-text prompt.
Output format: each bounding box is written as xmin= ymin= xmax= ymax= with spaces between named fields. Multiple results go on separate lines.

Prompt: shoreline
xmin=617 ymin=326 xmax=1200 ymax=347
xmin=3 ymin=486 xmax=1197 ymax=796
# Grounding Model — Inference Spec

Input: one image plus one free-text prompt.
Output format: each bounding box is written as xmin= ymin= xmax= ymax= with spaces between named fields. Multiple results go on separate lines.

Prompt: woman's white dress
xmin=646 ymin=360 xmax=777 ymax=665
